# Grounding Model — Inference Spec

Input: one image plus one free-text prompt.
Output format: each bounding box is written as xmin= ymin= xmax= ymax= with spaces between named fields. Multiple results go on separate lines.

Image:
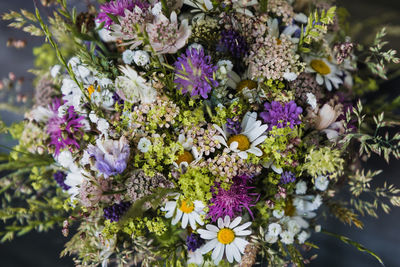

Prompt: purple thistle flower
xmin=218 ymin=29 xmax=248 ymax=58
xmin=280 ymin=171 xmax=296 ymax=184
xmin=96 ymin=0 xmax=149 ymax=29
xmin=103 ymin=201 xmax=131 ymax=222
xmin=186 ymin=233 xmax=204 ymax=252
xmin=208 ymin=177 xmax=258 ymax=222
xmin=47 ymin=98 xmax=85 ymax=156
xmin=54 ymin=171 xmax=70 ymax=191
xmin=174 ymin=48 xmax=218 ymax=99
xmin=260 ymin=101 xmax=303 ymax=129
xmin=87 ymin=136 xmax=130 ymax=178
xmin=225 ymin=117 xmax=242 ymax=135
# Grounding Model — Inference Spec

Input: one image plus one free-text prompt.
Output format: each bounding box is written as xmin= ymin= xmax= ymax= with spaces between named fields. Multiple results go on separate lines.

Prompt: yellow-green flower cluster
xmin=303 ymin=147 xmax=344 ymax=177
xmin=103 ymin=216 xmax=167 ymax=239
xmin=178 ymin=167 xmax=215 ymax=205
xmin=263 ymin=79 xmax=295 ymax=102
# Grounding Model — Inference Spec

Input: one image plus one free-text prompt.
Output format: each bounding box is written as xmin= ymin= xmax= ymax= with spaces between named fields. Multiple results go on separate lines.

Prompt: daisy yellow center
xmin=217 ymin=228 xmax=235 ymax=244
xmin=87 ymin=84 xmax=100 ymax=98
xmin=176 ymin=151 xmax=194 ymax=165
xmin=310 ymin=59 xmax=331 ymax=75
xmin=227 ymin=134 xmax=250 ymax=151
xmin=236 ymin=80 xmax=258 ymax=92
xmin=179 ymin=200 xmax=194 ymax=214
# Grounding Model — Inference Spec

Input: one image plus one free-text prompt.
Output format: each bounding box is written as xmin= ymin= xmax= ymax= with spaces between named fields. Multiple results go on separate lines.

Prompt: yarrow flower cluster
xmin=2 ymin=0 xmax=399 ymax=266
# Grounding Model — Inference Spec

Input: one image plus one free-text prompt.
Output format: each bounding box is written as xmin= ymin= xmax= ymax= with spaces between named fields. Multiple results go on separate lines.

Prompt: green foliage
xmin=364 ymin=28 xmax=400 ymax=79
xmin=2 ymin=9 xmax=44 ymax=36
xmin=298 ymin=7 xmax=337 ymax=52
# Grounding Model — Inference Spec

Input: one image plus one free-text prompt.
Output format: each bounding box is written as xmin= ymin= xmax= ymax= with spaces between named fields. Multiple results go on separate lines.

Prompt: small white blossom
xmin=89 ymin=112 xmax=99 ymax=123
xmin=188 ymin=43 xmax=204 ymax=52
xmin=295 ymin=180 xmax=307 ymax=195
xmin=268 ymin=223 xmax=282 ymax=236
xmin=315 ymin=225 xmax=321 ymax=232
xmin=97 ymin=118 xmax=110 ymax=133
xmin=151 ymin=2 xmax=162 ymax=16
xmin=50 ymin=65 xmax=61 ymax=78
xmin=122 ymin=50 xmax=135 ymax=65
xmin=57 ymin=150 xmax=74 ymax=169
xmin=311 ymin=195 xmax=323 ymax=210
xmin=283 ymin=72 xmax=298 ymax=81
xmin=138 ymin=137 xmax=151 ymax=153
xmin=265 ymin=234 xmax=278 ymax=244
xmin=133 ymin=50 xmax=150 ymax=66
xmin=287 ymin=220 xmax=301 ymax=235
xmin=297 ymin=231 xmax=310 ymax=244
xmin=306 ymin=93 xmax=317 ymax=110
xmin=273 ymin=209 xmax=285 ymax=219
xmin=315 ymin=175 xmax=329 ymax=191
xmin=280 ymin=231 xmax=295 ymax=245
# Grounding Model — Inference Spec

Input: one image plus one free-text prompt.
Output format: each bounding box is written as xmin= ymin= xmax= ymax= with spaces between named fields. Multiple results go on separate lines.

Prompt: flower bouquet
xmin=1 ymin=0 xmax=400 ymax=266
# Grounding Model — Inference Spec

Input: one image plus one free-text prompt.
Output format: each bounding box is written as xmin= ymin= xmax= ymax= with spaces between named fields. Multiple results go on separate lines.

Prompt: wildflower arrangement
xmin=1 ymin=0 xmax=400 ymax=266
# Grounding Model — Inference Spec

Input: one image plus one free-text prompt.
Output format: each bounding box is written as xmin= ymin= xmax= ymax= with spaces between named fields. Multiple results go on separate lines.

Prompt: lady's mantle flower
xmin=115 ymin=65 xmax=157 ymax=103
xmin=208 ymin=178 xmax=258 ymax=222
xmin=162 ymin=197 xmax=205 ymax=229
xmin=97 ymin=0 xmax=148 ymax=29
xmin=260 ymin=101 xmax=302 ymax=129
xmin=47 ymin=98 xmax=85 ymax=155
xmin=198 ymin=216 xmax=251 ymax=264
xmin=174 ymin=48 xmax=218 ymax=99
xmin=87 ymin=136 xmax=130 ymax=178
xmin=214 ymin=112 xmax=268 ymax=159
xmin=146 ymin=11 xmax=190 ymax=54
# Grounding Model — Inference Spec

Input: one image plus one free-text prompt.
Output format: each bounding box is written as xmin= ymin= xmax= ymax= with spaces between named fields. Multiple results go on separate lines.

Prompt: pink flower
xmin=146 ymin=11 xmax=191 ymax=54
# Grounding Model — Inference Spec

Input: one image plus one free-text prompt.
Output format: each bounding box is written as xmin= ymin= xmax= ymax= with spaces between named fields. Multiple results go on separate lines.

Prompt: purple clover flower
xmin=208 ymin=177 xmax=259 ymax=222
xmin=54 ymin=171 xmax=70 ymax=191
xmin=47 ymin=98 xmax=85 ymax=156
xmin=96 ymin=0 xmax=149 ymax=29
xmin=87 ymin=136 xmax=130 ymax=178
xmin=280 ymin=171 xmax=296 ymax=184
xmin=186 ymin=233 xmax=204 ymax=252
xmin=260 ymin=101 xmax=303 ymax=129
xmin=103 ymin=202 xmax=131 ymax=222
xmin=225 ymin=117 xmax=242 ymax=135
xmin=218 ymin=29 xmax=248 ymax=58
xmin=174 ymin=48 xmax=218 ymax=99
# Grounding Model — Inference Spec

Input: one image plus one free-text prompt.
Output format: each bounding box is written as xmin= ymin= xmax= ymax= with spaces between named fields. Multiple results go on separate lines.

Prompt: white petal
xmin=233 ymin=237 xmax=249 ymax=254
xmin=212 ymin=243 xmax=223 ymax=262
xmin=225 ymin=243 xmax=234 ymax=263
xmin=181 ymin=213 xmax=189 ymax=229
xmin=229 ymin=141 xmax=239 ymax=150
xmin=198 ymin=229 xmax=217 ymax=240
xmin=272 ymin=164 xmax=283 ymax=174
xmin=229 ymin=217 xmax=242 ymax=229
xmin=189 ymin=215 xmax=196 ymax=230
xmin=224 ymin=215 xmax=231 ymax=227
xmin=326 ymin=79 xmax=332 ymax=91
xmin=316 ymin=74 xmax=324 ymax=85
xmin=171 ymin=210 xmax=182 ymax=225
xmin=231 ymin=242 xmax=242 ymax=263
xmin=214 ymin=135 xmax=228 ymax=147
xmin=213 ymin=124 xmax=227 ymax=139
xmin=218 ymin=217 xmax=224 ymax=229
xmin=247 ymin=146 xmax=263 ymax=156
xmin=206 ymin=224 xmax=220 ymax=233
xmin=214 ymin=244 xmax=225 ymax=265
xmin=192 ymin=212 xmax=204 ymax=226
xmin=235 ymin=230 xmax=252 ymax=236
xmin=201 ymin=238 xmax=218 ymax=254
xmin=251 ymin=135 xmax=267 ymax=147
xmin=237 ymin=151 xmax=248 ymax=159
xmin=246 ymin=124 xmax=268 ymax=142
xmin=233 ymin=222 xmax=252 ymax=233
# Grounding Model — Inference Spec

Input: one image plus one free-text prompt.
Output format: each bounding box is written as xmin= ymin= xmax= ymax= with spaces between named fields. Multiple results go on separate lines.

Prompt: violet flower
xmin=47 ymin=98 xmax=85 ymax=156
xmin=260 ymin=101 xmax=303 ymax=129
xmin=87 ymin=136 xmax=130 ymax=178
xmin=174 ymin=48 xmax=218 ymax=99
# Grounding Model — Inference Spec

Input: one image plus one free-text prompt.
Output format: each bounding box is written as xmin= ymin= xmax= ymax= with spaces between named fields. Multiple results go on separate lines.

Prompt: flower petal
xmin=198 ymin=229 xmax=217 ymax=240
xmin=233 ymin=237 xmax=249 ymax=254
xmin=201 ymin=238 xmax=218 ymax=254
xmin=229 ymin=217 xmax=242 ymax=228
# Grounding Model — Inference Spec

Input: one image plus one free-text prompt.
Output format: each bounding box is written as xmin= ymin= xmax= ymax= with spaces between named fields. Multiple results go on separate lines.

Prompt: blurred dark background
xmin=0 ymin=0 xmax=399 ymax=266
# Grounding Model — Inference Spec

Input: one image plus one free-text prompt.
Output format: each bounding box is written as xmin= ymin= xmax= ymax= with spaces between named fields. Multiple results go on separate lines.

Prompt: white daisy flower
xmin=173 ymin=134 xmax=203 ymax=169
xmin=213 ymin=112 xmax=268 ymax=160
xmin=138 ymin=137 xmax=151 ymax=153
xmin=306 ymin=57 xmax=343 ymax=91
xmin=198 ymin=216 xmax=251 ymax=264
xmin=161 ymin=198 xmax=205 ymax=230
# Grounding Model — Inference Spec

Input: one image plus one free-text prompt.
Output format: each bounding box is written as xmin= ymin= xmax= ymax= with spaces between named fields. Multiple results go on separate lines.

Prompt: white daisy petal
xmin=215 ymin=243 xmax=225 ymax=265
xmin=237 ymin=151 xmax=248 ymax=159
xmin=247 ymin=146 xmax=263 ymax=156
xmin=182 ymin=213 xmax=189 ymax=228
xmin=218 ymin=217 xmax=224 ymax=229
xmin=212 ymin=243 xmax=223 ymax=262
xmin=198 ymin=229 xmax=217 ymax=239
xmin=214 ymin=135 xmax=228 ymax=147
xmin=201 ymin=238 xmax=218 ymax=254
xmin=229 ymin=141 xmax=239 ymax=150
xmin=213 ymin=124 xmax=227 ymax=139
xmin=235 ymin=230 xmax=252 ymax=236
xmin=233 ymin=221 xmax=251 ymax=233
xmin=229 ymin=217 xmax=242 ymax=228
xmin=316 ymin=74 xmax=323 ymax=85
xmin=251 ymin=135 xmax=267 ymax=147
xmin=206 ymin=224 xmax=220 ymax=233
xmin=233 ymin=237 xmax=249 ymax=254
xmin=189 ymin=215 xmax=196 ymax=230
xmin=223 ymin=215 xmax=231 ymax=227
xmin=225 ymin=243 xmax=234 ymax=263
xmin=230 ymin=242 xmax=242 ymax=263
xmin=247 ymin=124 xmax=268 ymax=142
xmin=171 ymin=210 xmax=183 ymax=225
